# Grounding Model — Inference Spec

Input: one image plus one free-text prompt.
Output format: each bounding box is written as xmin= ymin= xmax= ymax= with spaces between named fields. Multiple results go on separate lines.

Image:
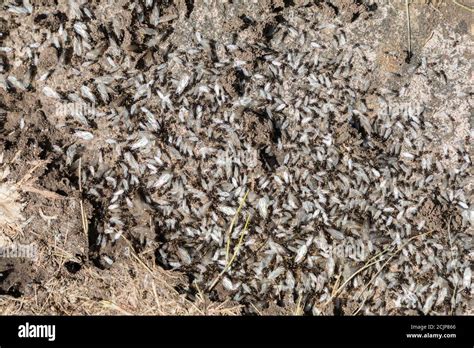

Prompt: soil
xmin=0 ymin=0 xmax=472 ymax=315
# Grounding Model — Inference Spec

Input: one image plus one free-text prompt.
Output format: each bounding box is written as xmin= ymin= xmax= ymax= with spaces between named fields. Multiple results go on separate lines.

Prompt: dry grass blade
xmin=351 ymin=230 xmax=436 ymax=315
xmin=227 ymin=214 xmax=251 ymax=267
xmin=225 ymin=189 xmax=249 ymax=263
xmin=325 ymin=247 xmax=393 ymax=306
xmin=325 ymin=255 xmax=387 ymax=306
xmin=119 ymin=234 xmax=205 ymax=314
xmin=99 ymin=300 xmax=133 ymax=315
xmin=209 ymin=213 xmax=251 ymax=291
xmin=294 ymin=294 xmax=303 ymax=316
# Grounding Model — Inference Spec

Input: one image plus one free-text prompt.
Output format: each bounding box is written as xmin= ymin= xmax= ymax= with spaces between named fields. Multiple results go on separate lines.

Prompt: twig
xmin=16 ymin=160 xmax=47 ymax=186
xmin=78 ymin=158 xmax=88 ymax=238
xmin=450 ymin=281 xmax=458 ymax=315
xmin=16 ymin=160 xmax=64 ymax=200
xmin=422 ymin=30 xmax=434 ymax=50
xmin=150 ymin=281 xmax=160 ymax=310
xmin=405 ymin=0 xmax=412 ymax=61
xmin=99 ymin=300 xmax=132 ymax=315
xmin=453 ymin=0 xmax=474 ymax=13
xmin=429 ymin=2 xmax=441 ymax=14
xmin=446 ymin=216 xmax=458 ymax=315
xmin=331 ymin=272 xmax=342 ymax=297
xmin=447 ymin=216 xmax=453 ymax=259
xmin=20 ymin=185 xmax=64 ymax=200
xmin=193 ymin=282 xmax=208 ymax=315
xmin=251 ymin=302 xmax=262 ymax=316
